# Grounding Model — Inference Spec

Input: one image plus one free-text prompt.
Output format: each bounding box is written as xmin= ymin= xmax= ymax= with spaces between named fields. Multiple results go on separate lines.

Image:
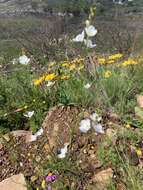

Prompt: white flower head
xmin=35 ymin=128 xmax=44 ymax=137
xmin=29 ymin=135 xmax=37 ymax=142
xmin=79 ymin=118 xmax=91 ymax=133
xmin=84 ymin=39 xmax=96 ymax=48
xmin=84 ymin=83 xmax=91 ymax=89
xmin=46 ymin=81 xmax=55 ymax=87
xmin=58 ymin=143 xmax=69 ymax=159
xmin=72 ymin=31 xmax=85 ymax=42
xmin=19 ymin=55 xmax=30 ymax=65
xmin=92 ymin=124 xmax=104 ymax=134
xmin=90 ymin=112 xmax=102 ymax=122
xmin=24 ymin=111 xmax=34 ymax=118
xmin=85 ymin=25 xmax=97 ymax=37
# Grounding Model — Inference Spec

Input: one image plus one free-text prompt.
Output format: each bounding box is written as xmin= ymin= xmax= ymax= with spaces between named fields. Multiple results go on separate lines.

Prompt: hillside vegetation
xmin=1 ymin=1 xmax=143 ymax=190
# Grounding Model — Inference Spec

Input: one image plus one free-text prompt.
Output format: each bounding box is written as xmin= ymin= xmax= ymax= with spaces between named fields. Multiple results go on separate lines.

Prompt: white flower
xmin=79 ymin=118 xmax=91 ymax=133
xmin=19 ymin=55 xmax=30 ymax=65
xmin=29 ymin=128 xmax=44 ymax=142
xmin=85 ymin=25 xmax=97 ymax=37
xmin=92 ymin=124 xmax=104 ymax=134
xmin=35 ymin=128 xmax=44 ymax=137
xmin=58 ymin=143 xmax=69 ymax=159
xmin=84 ymin=39 xmax=96 ymax=48
xmin=84 ymin=83 xmax=91 ymax=89
xmin=72 ymin=31 xmax=85 ymax=42
xmin=46 ymin=81 xmax=55 ymax=87
xmin=29 ymin=135 xmax=37 ymax=142
xmin=24 ymin=111 xmax=34 ymax=118
xmin=90 ymin=112 xmax=102 ymax=122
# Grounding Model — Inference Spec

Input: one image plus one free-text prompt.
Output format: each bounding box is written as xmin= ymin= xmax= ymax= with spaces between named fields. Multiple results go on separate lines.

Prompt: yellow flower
xmin=125 ymin=124 xmax=131 ymax=129
xmin=61 ymin=63 xmax=69 ymax=67
xmin=98 ymin=58 xmax=106 ymax=64
xmin=131 ymin=146 xmax=142 ymax=156
xmin=104 ymin=70 xmax=112 ymax=78
xmin=45 ymin=73 xmax=56 ymax=81
xmin=69 ymin=64 xmax=76 ymax=71
xmin=60 ymin=75 xmax=70 ymax=80
xmin=77 ymin=65 xmax=84 ymax=71
xmin=33 ymin=76 xmax=45 ymax=86
xmin=122 ymin=58 xmax=138 ymax=66
xmin=109 ymin=53 xmax=123 ymax=60
xmin=41 ymin=180 xmax=46 ymax=189
xmin=36 ymin=188 xmax=39 ymax=190
xmin=71 ymin=57 xmax=84 ymax=65
xmin=136 ymin=149 xmax=142 ymax=157
xmin=108 ymin=60 xmax=115 ymax=64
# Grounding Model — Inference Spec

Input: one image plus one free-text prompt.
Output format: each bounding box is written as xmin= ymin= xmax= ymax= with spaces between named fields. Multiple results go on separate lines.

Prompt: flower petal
xmin=24 ymin=111 xmax=34 ymax=118
xmin=93 ymin=124 xmax=104 ymax=134
xmin=85 ymin=25 xmax=97 ymax=37
xmin=57 ymin=143 xmax=69 ymax=159
xmin=19 ymin=55 xmax=30 ymax=65
xmin=73 ymin=31 xmax=85 ymax=42
xmin=79 ymin=118 xmax=91 ymax=133
xmin=84 ymin=83 xmax=91 ymax=89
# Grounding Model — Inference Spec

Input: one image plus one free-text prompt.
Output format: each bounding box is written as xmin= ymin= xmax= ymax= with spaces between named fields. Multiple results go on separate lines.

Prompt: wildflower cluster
xmin=73 ymin=6 xmax=97 ymax=48
xmin=98 ymin=53 xmax=123 ymax=65
xmin=122 ymin=58 xmax=138 ymax=66
xmin=36 ymin=172 xmax=58 ymax=190
xmin=33 ymin=57 xmax=85 ymax=86
xmin=97 ymin=53 xmax=139 ymax=67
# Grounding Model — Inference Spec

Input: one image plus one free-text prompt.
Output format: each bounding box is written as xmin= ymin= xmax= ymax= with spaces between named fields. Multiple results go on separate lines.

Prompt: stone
xmin=0 ymin=174 xmax=27 ymax=190
xmin=11 ymin=130 xmax=32 ymax=143
xmin=137 ymin=95 xmax=143 ymax=108
xmin=42 ymin=106 xmax=82 ymax=152
xmin=90 ymin=168 xmax=113 ymax=189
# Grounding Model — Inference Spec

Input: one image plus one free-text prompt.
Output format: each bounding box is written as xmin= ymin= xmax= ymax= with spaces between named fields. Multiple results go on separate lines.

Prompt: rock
xmin=135 ymin=106 xmax=143 ymax=120
xmin=90 ymin=168 xmax=113 ymax=189
xmin=117 ymin=183 xmax=126 ymax=190
xmin=11 ymin=130 xmax=32 ymax=143
xmin=42 ymin=106 xmax=82 ymax=153
xmin=137 ymin=95 xmax=143 ymax=108
xmin=0 ymin=174 xmax=27 ymax=190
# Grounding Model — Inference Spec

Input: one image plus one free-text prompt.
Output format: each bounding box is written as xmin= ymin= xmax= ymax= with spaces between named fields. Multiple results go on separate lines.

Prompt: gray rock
xmin=0 ymin=174 xmax=27 ymax=190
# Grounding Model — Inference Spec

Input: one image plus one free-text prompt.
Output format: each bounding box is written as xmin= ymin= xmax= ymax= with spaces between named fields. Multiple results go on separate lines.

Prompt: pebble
xmin=83 ymin=149 xmax=87 ymax=154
